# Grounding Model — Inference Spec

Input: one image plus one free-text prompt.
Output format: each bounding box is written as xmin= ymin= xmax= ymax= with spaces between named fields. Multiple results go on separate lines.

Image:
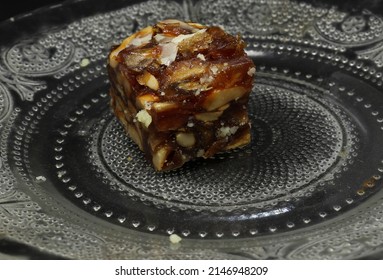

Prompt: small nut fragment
xmin=217 ymin=126 xmax=239 ymax=138
xmin=176 ymin=132 xmax=196 ymax=147
xmin=136 ymin=109 xmax=152 ymax=128
xmin=169 ymin=234 xmax=182 ymax=244
xmin=80 ymin=58 xmax=90 ymax=67
xmin=197 ymin=149 xmax=205 ymax=157
xmin=197 ymin=53 xmax=206 ymax=61
xmin=137 ymin=71 xmax=160 ymax=91
xmin=247 ymin=67 xmax=256 ymax=76
xmin=36 ymin=176 xmax=46 ymax=182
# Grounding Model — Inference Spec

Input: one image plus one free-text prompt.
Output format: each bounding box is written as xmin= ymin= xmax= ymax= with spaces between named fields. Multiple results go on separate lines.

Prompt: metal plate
xmin=1 ymin=0 xmax=383 ymax=259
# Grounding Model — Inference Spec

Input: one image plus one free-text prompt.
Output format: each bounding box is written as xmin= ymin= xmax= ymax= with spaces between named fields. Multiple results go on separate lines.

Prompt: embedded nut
xmin=225 ymin=128 xmax=251 ymax=150
xmin=114 ymin=95 xmax=136 ymax=122
xmin=178 ymin=81 xmax=201 ymax=91
xmin=178 ymin=81 xmax=212 ymax=92
xmin=177 ymin=29 xmax=212 ymax=53
xmin=124 ymin=49 xmax=154 ymax=71
xmin=152 ymin=147 xmax=170 ymax=171
xmin=202 ymin=86 xmax=247 ymax=111
xmin=165 ymin=61 xmax=207 ymax=85
xmin=188 ymin=22 xmax=206 ymax=29
xmin=136 ymin=94 xmax=159 ymax=109
xmin=176 ymin=132 xmax=196 ymax=147
xmin=217 ymin=104 xmax=230 ymax=111
xmin=127 ymin=124 xmax=143 ymax=150
xmin=137 ymin=71 xmax=160 ymax=91
xmin=152 ymin=102 xmax=178 ymax=112
xmin=116 ymin=72 xmax=132 ymax=95
xmin=195 ymin=111 xmax=223 ymax=122
xmin=148 ymin=133 xmax=167 ymax=151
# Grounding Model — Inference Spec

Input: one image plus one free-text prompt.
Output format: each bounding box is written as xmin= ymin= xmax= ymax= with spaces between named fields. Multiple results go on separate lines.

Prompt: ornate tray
xmin=1 ymin=0 xmax=383 ymax=259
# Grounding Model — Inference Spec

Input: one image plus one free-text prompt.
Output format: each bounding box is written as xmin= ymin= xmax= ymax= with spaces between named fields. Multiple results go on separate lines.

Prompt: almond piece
xmin=165 ymin=60 xmax=207 ymax=86
xmin=225 ymin=129 xmax=251 ymax=150
xmin=195 ymin=111 xmax=223 ymax=122
xmin=152 ymin=147 xmax=170 ymax=171
xmin=202 ymin=86 xmax=247 ymax=111
xmin=116 ymin=72 xmax=132 ymax=95
xmin=136 ymin=94 xmax=159 ymax=109
xmin=217 ymin=104 xmax=230 ymax=111
xmin=152 ymin=102 xmax=178 ymax=112
xmin=137 ymin=71 xmax=159 ymax=91
xmin=127 ymin=124 xmax=143 ymax=150
xmin=176 ymin=132 xmax=196 ymax=147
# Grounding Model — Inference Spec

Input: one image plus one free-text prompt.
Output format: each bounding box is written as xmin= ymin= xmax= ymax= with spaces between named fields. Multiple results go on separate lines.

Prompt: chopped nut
xmin=203 ymin=86 xmax=247 ymax=111
xmin=127 ymin=124 xmax=143 ymax=150
xmin=152 ymin=102 xmax=178 ymax=112
xmin=195 ymin=111 xmax=223 ymax=122
xmin=197 ymin=149 xmax=205 ymax=157
xmin=200 ymin=75 xmax=214 ymax=85
xmin=178 ymin=29 xmax=212 ymax=53
xmin=136 ymin=94 xmax=159 ymax=109
xmin=217 ymin=126 xmax=239 ymax=138
xmin=166 ymin=61 xmax=207 ymax=85
xmin=247 ymin=67 xmax=256 ymax=76
xmin=176 ymin=132 xmax=196 ymax=147
xmin=137 ymin=71 xmax=159 ymax=91
xmin=188 ymin=22 xmax=206 ymax=29
xmin=169 ymin=234 xmax=182 ymax=244
xmin=116 ymin=72 xmax=132 ymax=94
xmin=197 ymin=53 xmax=206 ymax=61
xmin=136 ymin=110 xmax=152 ymax=128
xmin=172 ymin=29 xmax=206 ymax=44
xmin=80 ymin=58 xmax=90 ymax=67
xmin=130 ymin=32 xmax=153 ymax=47
xmin=225 ymin=130 xmax=251 ymax=150
xmin=152 ymin=147 xmax=170 ymax=171
xmin=210 ymin=65 xmax=219 ymax=75
xmin=217 ymin=104 xmax=230 ymax=111
xmin=36 ymin=176 xmax=46 ymax=182
xmin=154 ymin=33 xmax=173 ymax=43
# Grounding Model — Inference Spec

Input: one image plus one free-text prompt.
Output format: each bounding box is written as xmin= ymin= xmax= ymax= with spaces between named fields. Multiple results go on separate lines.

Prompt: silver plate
xmin=1 ymin=0 xmax=383 ymax=259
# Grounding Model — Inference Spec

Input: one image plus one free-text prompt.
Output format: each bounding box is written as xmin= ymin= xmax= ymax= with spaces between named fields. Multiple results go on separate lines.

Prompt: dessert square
xmin=108 ymin=19 xmax=255 ymax=171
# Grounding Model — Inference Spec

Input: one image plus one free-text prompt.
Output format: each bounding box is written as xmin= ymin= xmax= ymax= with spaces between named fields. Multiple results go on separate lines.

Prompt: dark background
xmin=1 ymin=0 xmax=383 ymax=23
xmin=0 ymin=0 xmax=63 ymax=22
